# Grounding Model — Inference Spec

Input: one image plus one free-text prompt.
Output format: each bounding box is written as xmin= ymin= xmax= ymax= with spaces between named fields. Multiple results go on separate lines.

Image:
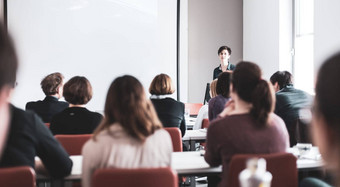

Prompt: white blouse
xmin=81 ymin=123 xmax=173 ymax=187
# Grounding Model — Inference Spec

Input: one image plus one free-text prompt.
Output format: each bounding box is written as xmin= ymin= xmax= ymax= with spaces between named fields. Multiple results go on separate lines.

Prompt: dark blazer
xmin=50 ymin=107 xmax=103 ymax=135
xmin=151 ymin=98 xmax=186 ymax=137
xmin=25 ymin=96 xmax=69 ymax=123
xmin=213 ymin=63 xmax=236 ymax=79
xmin=0 ymin=104 xmax=73 ymax=179
xmin=275 ymin=84 xmax=313 ymax=146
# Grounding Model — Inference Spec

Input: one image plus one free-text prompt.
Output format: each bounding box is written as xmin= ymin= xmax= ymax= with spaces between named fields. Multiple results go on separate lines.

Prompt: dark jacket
xmin=50 ymin=107 xmax=103 ymax=135
xmin=25 ymin=96 xmax=69 ymax=123
xmin=213 ymin=63 xmax=236 ymax=79
xmin=0 ymin=104 xmax=73 ymax=179
xmin=275 ymin=84 xmax=313 ymax=146
xmin=151 ymin=98 xmax=186 ymax=137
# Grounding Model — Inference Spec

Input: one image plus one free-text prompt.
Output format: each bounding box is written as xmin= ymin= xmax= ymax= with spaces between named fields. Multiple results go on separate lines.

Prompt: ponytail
xmin=250 ymin=80 xmax=274 ymax=128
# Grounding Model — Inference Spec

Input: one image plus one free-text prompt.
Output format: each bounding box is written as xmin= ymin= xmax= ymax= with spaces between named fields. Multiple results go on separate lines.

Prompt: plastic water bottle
xmin=239 ymin=158 xmax=272 ymax=187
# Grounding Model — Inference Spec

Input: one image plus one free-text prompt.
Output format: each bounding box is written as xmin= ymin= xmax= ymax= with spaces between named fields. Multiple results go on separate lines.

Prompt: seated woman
xmin=25 ymin=72 xmax=69 ymax=123
xmin=204 ymin=61 xmax=289 ymax=187
xmin=208 ymin=71 xmax=232 ymax=121
xmin=82 ymin=75 xmax=172 ymax=187
xmin=193 ymin=79 xmax=217 ymax=130
xmin=50 ymin=76 xmax=103 ymax=135
xmin=149 ymin=73 xmax=186 ymax=137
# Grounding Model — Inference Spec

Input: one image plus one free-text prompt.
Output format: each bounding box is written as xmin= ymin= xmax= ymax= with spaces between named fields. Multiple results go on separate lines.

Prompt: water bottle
xmin=239 ymin=158 xmax=272 ymax=187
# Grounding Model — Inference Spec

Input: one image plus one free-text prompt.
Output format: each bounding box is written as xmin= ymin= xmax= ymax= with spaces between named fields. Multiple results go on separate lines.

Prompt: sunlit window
xmin=293 ymin=0 xmax=314 ymax=94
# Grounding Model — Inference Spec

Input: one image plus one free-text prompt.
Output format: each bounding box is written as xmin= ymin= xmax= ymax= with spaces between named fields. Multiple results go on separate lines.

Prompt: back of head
xmin=95 ymin=75 xmax=162 ymax=142
xmin=149 ymin=73 xmax=175 ymax=95
xmin=315 ymin=52 xmax=340 ymax=134
xmin=0 ymin=23 xmax=18 ymax=89
xmin=232 ymin=61 xmax=275 ymax=127
xmin=63 ymin=76 xmax=92 ymax=105
xmin=216 ymin=71 xmax=231 ymax=98
xmin=40 ymin=72 xmax=64 ymax=96
xmin=270 ymin=71 xmax=293 ymax=90
xmin=210 ymin=79 xmax=218 ymax=98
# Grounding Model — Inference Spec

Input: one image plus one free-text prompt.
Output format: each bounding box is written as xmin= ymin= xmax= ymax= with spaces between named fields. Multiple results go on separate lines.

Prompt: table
xmin=183 ymin=129 xmax=207 ymax=151
xmin=186 ymin=117 xmax=197 ymax=130
xmin=36 ymin=150 xmax=323 ymax=180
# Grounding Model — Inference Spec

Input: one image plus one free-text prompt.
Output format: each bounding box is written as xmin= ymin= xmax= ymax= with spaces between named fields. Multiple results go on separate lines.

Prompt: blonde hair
xmin=149 ymin=74 xmax=175 ymax=95
xmin=210 ymin=79 xmax=218 ymax=98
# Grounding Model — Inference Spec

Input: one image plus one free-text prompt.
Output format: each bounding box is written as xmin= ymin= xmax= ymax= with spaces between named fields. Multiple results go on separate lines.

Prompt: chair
xmin=92 ymin=167 xmax=178 ymax=187
xmin=164 ymin=127 xmax=183 ymax=152
xmin=202 ymin=118 xmax=209 ymax=129
xmin=185 ymin=103 xmax=203 ymax=116
xmin=55 ymin=134 xmax=92 ymax=155
xmin=0 ymin=166 xmax=35 ymax=187
xmin=228 ymin=152 xmax=297 ymax=187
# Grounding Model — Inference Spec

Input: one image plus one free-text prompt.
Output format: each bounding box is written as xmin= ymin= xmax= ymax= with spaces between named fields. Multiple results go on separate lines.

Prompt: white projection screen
xmin=8 ymin=0 xmax=177 ymax=111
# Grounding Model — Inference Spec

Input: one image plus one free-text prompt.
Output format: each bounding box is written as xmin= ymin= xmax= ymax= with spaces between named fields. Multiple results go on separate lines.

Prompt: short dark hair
xmin=0 ymin=23 xmax=18 ymax=89
xmin=216 ymin=72 xmax=231 ymax=98
xmin=63 ymin=76 xmax=93 ymax=105
xmin=149 ymin=74 xmax=175 ymax=95
xmin=41 ymin=72 xmax=64 ymax=95
xmin=270 ymin=71 xmax=293 ymax=90
xmin=218 ymin=46 xmax=232 ymax=55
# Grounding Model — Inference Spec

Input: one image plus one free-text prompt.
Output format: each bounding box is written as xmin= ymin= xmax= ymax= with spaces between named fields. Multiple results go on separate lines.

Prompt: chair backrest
xmin=164 ymin=127 xmax=182 ymax=152
xmin=202 ymin=118 xmax=209 ymax=129
xmin=92 ymin=167 xmax=178 ymax=187
xmin=54 ymin=134 xmax=92 ymax=155
xmin=228 ymin=152 xmax=297 ymax=187
xmin=185 ymin=103 xmax=203 ymax=116
xmin=0 ymin=166 xmax=35 ymax=187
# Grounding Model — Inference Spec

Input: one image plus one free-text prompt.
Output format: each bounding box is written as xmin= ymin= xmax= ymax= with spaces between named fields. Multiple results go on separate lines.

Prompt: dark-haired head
xmin=94 ymin=75 xmax=162 ymax=142
xmin=216 ymin=71 xmax=231 ymax=98
xmin=0 ymin=22 xmax=18 ymax=89
xmin=218 ymin=46 xmax=232 ymax=56
xmin=232 ymin=61 xmax=275 ymax=127
xmin=41 ymin=72 xmax=64 ymax=96
xmin=270 ymin=71 xmax=293 ymax=90
xmin=63 ymin=76 xmax=92 ymax=105
xmin=313 ymin=52 xmax=340 ymax=177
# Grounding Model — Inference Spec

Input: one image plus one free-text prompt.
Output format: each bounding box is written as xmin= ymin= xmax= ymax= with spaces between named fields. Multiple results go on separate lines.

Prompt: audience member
xmin=303 ymin=52 xmax=340 ymax=187
xmin=149 ymin=73 xmax=186 ymax=137
xmin=50 ymin=76 xmax=103 ymax=135
xmin=25 ymin=72 xmax=69 ymax=123
xmin=0 ymin=22 xmax=72 ymax=178
xmin=270 ymin=71 xmax=312 ymax=146
xmin=213 ymin=45 xmax=235 ymax=79
xmin=82 ymin=75 xmax=172 ymax=187
xmin=205 ymin=61 xmax=289 ymax=187
xmin=208 ymin=71 xmax=232 ymax=121
xmin=194 ymin=79 xmax=217 ymax=130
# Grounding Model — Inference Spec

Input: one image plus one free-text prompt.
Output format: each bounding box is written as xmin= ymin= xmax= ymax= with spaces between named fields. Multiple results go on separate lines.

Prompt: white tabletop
xmin=36 ymin=149 xmax=323 ymax=181
xmin=182 ymin=129 xmax=207 ymax=141
xmin=185 ymin=117 xmax=196 ymax=129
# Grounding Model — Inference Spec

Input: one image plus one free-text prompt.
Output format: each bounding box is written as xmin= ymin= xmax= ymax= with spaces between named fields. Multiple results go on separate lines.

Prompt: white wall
xmin=8 ymin=0 xmax=177 ymax=111
xmin=187 ymin=0 xmax=243 ymax=103
xmin=243 ymin=0 xmax=292 ymax=80
xmin=243 ymin=0 xmax=279 ymax=79
xmin=314 ymin=0 xmax=340 ymax=73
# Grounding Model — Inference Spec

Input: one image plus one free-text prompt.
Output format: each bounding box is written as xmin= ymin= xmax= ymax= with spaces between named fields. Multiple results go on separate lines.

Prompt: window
xmin=293 ymin=0 xmax=314 ymax=94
